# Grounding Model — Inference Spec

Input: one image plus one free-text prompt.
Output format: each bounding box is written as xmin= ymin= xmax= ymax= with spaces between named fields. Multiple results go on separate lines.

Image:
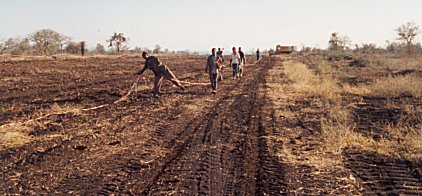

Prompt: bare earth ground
xmin=1 ymin=55 xmax=422 ymax=195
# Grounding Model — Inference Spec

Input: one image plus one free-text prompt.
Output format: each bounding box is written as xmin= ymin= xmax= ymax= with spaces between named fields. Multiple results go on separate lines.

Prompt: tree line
xmin=298 ymin=22 xmax=421 ymax=56
xmin=1 ymin=22 xmax=420 ymax=56
xmin=0 ymin=29 xmax=183 ymax=56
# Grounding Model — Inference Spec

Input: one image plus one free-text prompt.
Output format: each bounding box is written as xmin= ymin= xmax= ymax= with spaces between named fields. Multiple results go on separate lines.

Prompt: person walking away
xmin=256 ymin=48 xmax=261 ymax=61
xmin=217 ymin=48 xmax=225 ymax=63
xmin=135 ymin=51 xmax=185 ymax=98
xmin=230 ymin=47 xmax=241 ymax=79
xmin=81 ymin=41 xmax=85 ymax=57
xmin=238 ymin=47 xmax=246 ymax=77
xmin=205 ymin=48 xmax=219 ymax=94
xmin=216 ymin=48 xmax=225 ymax=81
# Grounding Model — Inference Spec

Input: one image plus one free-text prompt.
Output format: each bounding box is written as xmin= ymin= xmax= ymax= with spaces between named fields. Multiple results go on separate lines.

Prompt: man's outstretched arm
xmin=136 ymin=64 xmax=148 ymax=75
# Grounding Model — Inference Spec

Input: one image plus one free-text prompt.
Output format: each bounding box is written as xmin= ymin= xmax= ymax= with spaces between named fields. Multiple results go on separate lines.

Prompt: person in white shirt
xmin=230 ymin=47 xmax=241 ymax=79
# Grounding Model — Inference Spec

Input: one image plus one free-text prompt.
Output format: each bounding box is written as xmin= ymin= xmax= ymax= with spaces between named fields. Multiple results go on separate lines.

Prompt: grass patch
xmin=282 ymin=59 xmax=422 ymax=161
xmin=33 ymin=103 xmax=83 ymax=118
xmin=322 ymin=120 xmax=422 ymax=161
xmin=283 ymin=60 xmax=342 ymax=100
xmin=0 ymin=123 xmax=31 ymax=150
xmin=366 ymin=74 xmax=422 ymax=98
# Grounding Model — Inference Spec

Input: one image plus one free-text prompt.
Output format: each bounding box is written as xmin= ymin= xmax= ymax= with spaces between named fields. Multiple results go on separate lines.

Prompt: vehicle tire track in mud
xmin=256 ymin=114 xmax=288 ymax=195
xmin=256 ymin=58 xmax=289 ymax=195
xmin=144 ymin=83 xmax=256 ymax=194
xmin=344 ymin=149 xmax=422 ymax=195
xmin=353 ymin=97 xmax=403 ymax=140
xmin=140 ymin=58 xmax=287 ymax=195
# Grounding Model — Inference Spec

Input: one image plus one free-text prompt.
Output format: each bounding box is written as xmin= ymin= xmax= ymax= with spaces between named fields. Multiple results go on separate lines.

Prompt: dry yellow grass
xmin=283 ymin=60 xmax=342 ymax=100
xmin=0 ymin=123 xmax=31 ymax=150
xmin=366 ymin=74 xmax=422 ymax=98
xmin=385 ymin=125 xmax=422 ymax=160
xmin=322 ymin=121 xmax=422 ymax=161
xmin=343 ymin=84 xmax=369 ymax=95
xmin=44 ymin=103 xmax=83 ymax=116
xmin=282 ymin=59 xmax=422 ymax=161
xmin=0 ymin=103 xmax=86 ymax=150
xmin=387 ymin=56 xmax=422 ymax=70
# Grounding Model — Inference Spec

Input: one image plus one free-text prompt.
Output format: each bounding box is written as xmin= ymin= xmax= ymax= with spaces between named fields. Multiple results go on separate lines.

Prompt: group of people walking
xmin=205 ymin=46 xmax=248 ymax=94
xmin=135 ymin=47 xmax=261 ymax=97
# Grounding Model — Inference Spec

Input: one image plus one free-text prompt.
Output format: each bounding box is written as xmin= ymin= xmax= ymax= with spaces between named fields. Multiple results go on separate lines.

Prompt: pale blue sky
xmin=1 ymin=0 xmax=421 ymax=52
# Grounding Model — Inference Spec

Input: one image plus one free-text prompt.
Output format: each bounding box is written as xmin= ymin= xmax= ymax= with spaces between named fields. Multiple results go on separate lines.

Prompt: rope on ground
xmin=1 ymin=57 xmax=266 ymax=129
xmin=179 ymin=81 xmax=209 ymax=86
xmin=0 ymin=78 xmax=205 ymax=129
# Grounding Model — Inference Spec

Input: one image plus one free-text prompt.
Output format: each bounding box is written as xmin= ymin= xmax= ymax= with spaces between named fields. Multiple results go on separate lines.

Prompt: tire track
xmin=1 ymin=56 xmax=291 ymax=195
xmin=344 ymin=149 xmax=422 ymax=195
xmin=145 ymin=60 xmax=269 ymax=195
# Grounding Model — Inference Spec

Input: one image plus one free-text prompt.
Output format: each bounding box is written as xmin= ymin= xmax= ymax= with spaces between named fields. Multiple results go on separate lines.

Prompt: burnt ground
xmin=1 ymin=55 xmax=422 ymax=195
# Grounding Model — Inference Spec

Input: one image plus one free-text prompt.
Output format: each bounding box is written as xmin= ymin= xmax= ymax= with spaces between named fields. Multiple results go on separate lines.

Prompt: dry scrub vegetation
xmin=366 ymin=74 xmax=422 ymax=98
xmin=282 ymin=57 xmax=422 ymax=161
xmin=283 ymin=60 xmax=342 ymax=101
xmin=0 ymin=124 xmax=31 ymax=150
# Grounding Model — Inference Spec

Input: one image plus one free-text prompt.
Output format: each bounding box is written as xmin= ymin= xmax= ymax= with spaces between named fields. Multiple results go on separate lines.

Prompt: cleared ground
xmin=1 ymin=54 xmax=422 ymax=195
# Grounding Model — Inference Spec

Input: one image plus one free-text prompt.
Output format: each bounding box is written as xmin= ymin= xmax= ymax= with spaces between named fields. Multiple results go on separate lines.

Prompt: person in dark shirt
xmin=238 ymin=47 xmax=246 ymax=77
xmin=136 ymin=51 xmax=185 ymax=98
xmin=216 ymin=48 xmax=224 ymax=63
xmin=256 ymin=48 xmax=261 ymax=61
xmin=216 ymin=48 xmax=225 ymax=81
xmin=205 ymin=48 xmax=220 ymax=94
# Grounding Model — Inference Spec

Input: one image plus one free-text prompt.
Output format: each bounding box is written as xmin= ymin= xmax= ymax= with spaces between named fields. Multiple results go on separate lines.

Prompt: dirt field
xmin=1 ymin=54 xmax=422 ymax=195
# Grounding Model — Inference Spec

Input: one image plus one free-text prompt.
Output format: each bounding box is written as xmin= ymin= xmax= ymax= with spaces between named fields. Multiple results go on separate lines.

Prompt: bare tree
xmin=94 ymin=43 xmax=106 ymax=54
xmin=65 ymin=41 xmax=80 ymax=54
xmin=1 ymin=37 xmax=31 ymax=55
xmin=57 ymin=35 xmax=71 ymax=54
xmin=14 ymin=38 xmax=31 ymax=55
xmin=143 ymin=47 xmax=152 ymax=54
xmin=396 ymin=22 xmax=420 ymax=55
xmin=153 ymin=44 xmax=161 ymax=54
xmin=107 ymin=32 xmax=127 ymax=53
xmin=29 ymin=29 xmax=61 ymax=55
xmin=328 ymin=32 xmax=352 ymax=51
xmin=0 ymin=42 xmax=5 ymax=55
xmin=3 ymin=38 xmax=18 ymax=54
xmin=132 ymin=46 xmax=142 ymax=53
